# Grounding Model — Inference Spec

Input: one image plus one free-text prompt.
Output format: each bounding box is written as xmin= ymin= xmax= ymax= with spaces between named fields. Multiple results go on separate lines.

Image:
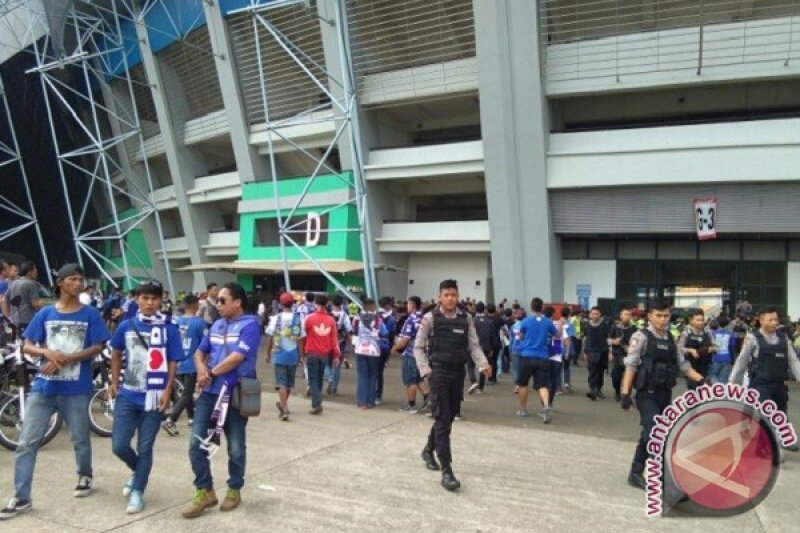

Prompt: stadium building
xmin=1 ymin=0 xmax=800 ymax=318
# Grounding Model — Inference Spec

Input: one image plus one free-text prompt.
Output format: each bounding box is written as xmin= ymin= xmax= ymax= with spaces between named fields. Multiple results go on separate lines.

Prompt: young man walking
xmin=392 ymin=296 xmax=428 ymax=413
xmin=302 ymin=294 xmax=340 ymax=414
xmin=583 ymin=307 xmax=611 ymax=400
xmin=415 ymin=280 xmax=491 ymax=491
xmin=609 ymin=308 xmax=637 ymax=402
xmin=109 ymin=280 xmax=182 ymax=514
xmin=0 ymin=264 xmax=109 ymax=521
xmin=353 ymin=298 xmax=387 ymax=409
xmin=163 ymin=294 xmax=206 ymax=435
xmin=265 ymin=292 xmax=305 ymax=421
xmin=515 ymin=298 xmax=557 ymax=422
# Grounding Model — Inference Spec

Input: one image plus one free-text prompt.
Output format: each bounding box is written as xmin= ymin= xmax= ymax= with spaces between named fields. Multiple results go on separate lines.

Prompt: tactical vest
xmin=635 ymin=329 xmax=678 ymax=392
xmin=749 ymin=332 xmax=790 ymax=383
xmin=429 ymin=309 xmax=469 ymax=365
xmin=611 ymin=323 xmax=636 ymax=358
xmin=685 ymin=329 xmax=712 ymax=373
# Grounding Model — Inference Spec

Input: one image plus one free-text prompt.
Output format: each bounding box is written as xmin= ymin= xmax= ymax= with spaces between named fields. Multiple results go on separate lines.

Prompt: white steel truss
xmin=0 ymin=76 xmax=52 ymax=284
xmin=1 ymin=0 xmax=175 ymax=292
xmin=231 ymin=0 xmax=377 ymax=303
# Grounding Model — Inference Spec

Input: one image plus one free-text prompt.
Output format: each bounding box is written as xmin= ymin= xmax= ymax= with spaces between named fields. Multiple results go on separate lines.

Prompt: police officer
xmin=414 ymin=279 xmax=491 ymax=491
xmin=677 ymin=310 xmax=715 ymax=391
xmin=620 ymin=301 xmax=704 ymax=489
xmin=609 ymin=308 xmax=637 ymax=402
xmin=729 ymin=307 xmax=800 ymax=452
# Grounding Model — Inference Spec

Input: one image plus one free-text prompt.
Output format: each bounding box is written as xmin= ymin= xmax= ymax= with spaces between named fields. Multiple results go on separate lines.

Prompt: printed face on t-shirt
xmin=123 ymin=331 xmax=149 ymax=391
xmin=44 ymin=320 xmax=87 ymax=381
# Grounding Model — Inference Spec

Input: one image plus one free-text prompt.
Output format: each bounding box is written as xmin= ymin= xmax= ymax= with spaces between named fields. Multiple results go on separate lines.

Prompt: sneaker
xmin=375 ymin=398 xmax=383 ymax=406
xmin=454 ymin=414 xmax=462 ymax=421
xmin=564 ymin=384 xmax=573 ymax=393
xmin=513 ymin=385 xmax=519 ymax=394
xmin=74 ymin=476 xmax=93 ymax=498
xmin=421 ymin=399 xmax=431 ymax=412
xmin=309 ymin=406 xmax=323 ymax=415
xmin=182 ymin=488 xmax=218 ymax=519
xmin=162 ymin=420 xmax=179 ymax=437
xmin=516 ymin=409 xmax=530 ymax=417
xmin=122 ymin=476 xmax=134 ymax=497
xmin=400 ymin=405 xmax=418 ymax=414
xmin=275 ymin=401 xmax=286 ymax=418
xmin=126 ymin=490 xmax=144 ymax=514
xmin=467 ymin=383 xmax=479 ymax=395
xmin=0 ymin=498 xmax=32 ymax=520
xmin=220 ymin=488 xmax=241 ymax=512
xmin=540 ymin=407 xmax=553 ymax=424
xmin=187 ymin=419 xmax=193 ymax=427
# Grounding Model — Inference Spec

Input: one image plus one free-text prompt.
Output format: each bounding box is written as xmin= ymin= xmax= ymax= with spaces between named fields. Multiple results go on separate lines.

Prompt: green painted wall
xmin=325 ymin=274 xmax=365 ymax=294
xmin=237 ymin=273 xmax=254 ymax=292
xmin=239 ymin=173 xmax=363 ymax=262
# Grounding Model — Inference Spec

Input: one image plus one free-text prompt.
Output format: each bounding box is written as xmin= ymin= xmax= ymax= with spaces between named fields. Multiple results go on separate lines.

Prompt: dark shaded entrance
xmin=616 ymin=260 xmax=786 ymax=317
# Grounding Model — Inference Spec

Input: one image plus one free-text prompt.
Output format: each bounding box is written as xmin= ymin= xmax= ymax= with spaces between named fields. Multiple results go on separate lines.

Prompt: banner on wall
xmin=694 ymin=197 xmax=718 ymax=241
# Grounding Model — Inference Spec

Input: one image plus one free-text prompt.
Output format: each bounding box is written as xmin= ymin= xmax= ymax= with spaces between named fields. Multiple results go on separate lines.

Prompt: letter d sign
xmin=306 ymin=212 xmax=321 ymax=247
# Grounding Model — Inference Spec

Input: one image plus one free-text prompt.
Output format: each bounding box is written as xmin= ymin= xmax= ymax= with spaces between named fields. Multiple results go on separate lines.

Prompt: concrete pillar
xmin=135 ymin=21 xmax=223 ymax=291
xmin=473 ymin=0 xmax=562 ymax=302
xmin=203 ymin=1 xmax=268 ymax=183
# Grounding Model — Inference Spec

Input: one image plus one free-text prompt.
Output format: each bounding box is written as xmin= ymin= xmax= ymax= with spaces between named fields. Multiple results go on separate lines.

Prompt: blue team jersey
xmin=399 ymin=311 xmax=423 ymax=357
xmin=518 ymin=315 xmax=557 ymax=359
xmin=25 ymin=305 xmax=110 ymax=396
xmin=198 ymin=314 xmax=261 ymax=394
xmin=110 ymin=318 xmax=183 ymax=406
xmin=176 ymin=315 xmax=206 ymax=374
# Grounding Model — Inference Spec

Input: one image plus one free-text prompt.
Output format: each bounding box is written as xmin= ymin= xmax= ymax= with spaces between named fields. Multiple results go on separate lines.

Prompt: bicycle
xmin=0 ymin=328 xmax=63 ymax=451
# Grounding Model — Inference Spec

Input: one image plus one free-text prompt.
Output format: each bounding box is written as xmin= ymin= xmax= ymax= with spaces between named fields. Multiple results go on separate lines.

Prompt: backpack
xmin=474 ymin=314 xmax=494 ymax=354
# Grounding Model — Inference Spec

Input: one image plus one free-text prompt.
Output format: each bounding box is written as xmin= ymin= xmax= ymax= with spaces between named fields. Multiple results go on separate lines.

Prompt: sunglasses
xmin=138 ymin=279 xmax=163 ymax=288
xmin=217 ymin=297 xmax=229 ymax=305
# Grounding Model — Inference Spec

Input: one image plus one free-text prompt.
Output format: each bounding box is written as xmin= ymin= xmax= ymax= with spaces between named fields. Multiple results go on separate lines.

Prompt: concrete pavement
xmin=1 ymin=361 xmax=799 ymax=532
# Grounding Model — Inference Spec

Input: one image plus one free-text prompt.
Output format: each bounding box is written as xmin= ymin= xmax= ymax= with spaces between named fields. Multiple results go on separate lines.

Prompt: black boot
xmin=421 ymin=447 xmax=440 ymax=471
xmin=441 ymin=465 xmax=461 ymax=491
xmin=586 ymin=389 xmax=597 ymax=401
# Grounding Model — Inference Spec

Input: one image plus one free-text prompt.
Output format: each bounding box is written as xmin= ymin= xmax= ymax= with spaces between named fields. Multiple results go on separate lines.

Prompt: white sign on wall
xmin=694 ymin=198 xmax=718 ymax=241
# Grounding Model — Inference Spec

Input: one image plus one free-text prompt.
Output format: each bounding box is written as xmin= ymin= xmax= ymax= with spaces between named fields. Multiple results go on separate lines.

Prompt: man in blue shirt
xmin=184 ymin=283 xmax=261 ymax=519
xmin=265 ymin=292 xmax=305 ymax=421
xmin=163 ymin=294 xmax=206 ymax=435
xmin=0 ymin=264 xmax=109 ymax=521
xmin=516 ymin=297 xmax=557 ymax=423
xmin=109 ymin=280 xmax=182 ymax=515
xmin=391 ymin=296 xmax=429 ymax=414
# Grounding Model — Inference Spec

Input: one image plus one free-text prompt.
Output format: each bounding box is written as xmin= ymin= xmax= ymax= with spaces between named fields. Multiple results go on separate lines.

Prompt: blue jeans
xmin=189 ymin=392 xmax=248 ymax=490
xmin=709 ymin=361 xmax=732 ymax=384
xmin=111 ymin=394 xmax=164 ymax=493
xmin=324 ymin=351 xmax=342 ymax=393
xmin=356 ymin=354 xmax=379 ymax=407
xmin=14 ymin=393 xmax=92 ymax=501
xmin=511 ymin=353 xmax=520 ymax=383
xmin=306 ymin=356 xmax=327 ymax=408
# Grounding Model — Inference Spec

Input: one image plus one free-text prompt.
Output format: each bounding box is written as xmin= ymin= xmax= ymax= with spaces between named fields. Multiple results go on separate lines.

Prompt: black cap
xmin=56 ymin=263 xmax=84 ymax=280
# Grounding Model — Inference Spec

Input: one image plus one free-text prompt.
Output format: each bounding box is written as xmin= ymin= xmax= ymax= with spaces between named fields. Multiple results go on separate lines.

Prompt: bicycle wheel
xmin=0 ymin=394 xmax=63 ymax=451
xmin=165 ymin=379 xmax=184 ymax=417
xmin=88 ymin=388 xmax=114 ymax=437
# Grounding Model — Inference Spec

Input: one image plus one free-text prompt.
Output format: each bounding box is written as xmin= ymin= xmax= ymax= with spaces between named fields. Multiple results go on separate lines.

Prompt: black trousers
xmin=376 ymin=349 xmax=390 ymax=400
xmin=586 ymin=351 xmax=607 ymax=392
xmin=632 ymin=388 xmax=672 ymax=471
xmin=487 ymin=350 xmax=498 ymax=382
xmin=170 ymin=372 xmax=197 ymax=422
xmin=752 ymin=378 xmax=789 ymax=413
xmin=426 ymin=364 xmax=466 ymax=466
xmin=611 ymin=354 xmax=625 ymax=393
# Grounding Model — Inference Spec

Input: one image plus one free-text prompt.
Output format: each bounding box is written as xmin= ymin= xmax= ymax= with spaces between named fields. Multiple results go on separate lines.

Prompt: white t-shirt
xmin=79 ymin=292 xmax=92 ymax=306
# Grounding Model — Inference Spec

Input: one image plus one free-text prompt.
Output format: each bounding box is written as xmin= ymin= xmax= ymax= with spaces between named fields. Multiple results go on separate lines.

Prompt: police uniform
xmin=677 ymin=327 xmax=713 ymax=391
xmin=609 ymin=321 xmax=637 ymax=400
xmin=623 ymin=326 xmax=692 ymax=482
xmin=584 ymin=319 xmax=611 ymax=398
xmin=730 ymin=330 xmax=800 ymax=413
xmin=414 ymin=307 xmax=488 ymax=490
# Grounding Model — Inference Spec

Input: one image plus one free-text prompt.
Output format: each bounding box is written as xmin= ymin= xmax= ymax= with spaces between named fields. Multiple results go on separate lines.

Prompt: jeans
xmin=14 ymin=393 xmax=92 ymax=501
xmin=709 ymin=361 xmax=732 ymax=385
xmin=305 ymin=356 xmax=327 ymax=409
xmin=111 ymin=394 xmax=164 ymax=492
xmin=356 ymin=354 xmax=380 ymax=407
xmin=189 ymin=392 xmax=248 ymax=490
xmin=170 ymin=373 xmax=197 ymax=422
xmin=324 ymin=356 xmax=342 ymax=393
xmin=511 ymin=353 xmax=520 ymax=383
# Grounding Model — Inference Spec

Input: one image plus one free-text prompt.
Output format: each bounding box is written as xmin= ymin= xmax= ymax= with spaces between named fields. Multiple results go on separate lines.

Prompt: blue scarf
xmin=136 ymin=311 xmax=169 ymax=411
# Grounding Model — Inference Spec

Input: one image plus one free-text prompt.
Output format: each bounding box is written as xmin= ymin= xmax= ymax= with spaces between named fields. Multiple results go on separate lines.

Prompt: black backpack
xmin=474 ymin=314 xmax=494 ymax=354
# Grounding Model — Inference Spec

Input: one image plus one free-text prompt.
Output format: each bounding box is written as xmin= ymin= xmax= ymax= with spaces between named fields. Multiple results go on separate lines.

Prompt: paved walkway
xmin=1 ymin=363 xmax=798 ymax=532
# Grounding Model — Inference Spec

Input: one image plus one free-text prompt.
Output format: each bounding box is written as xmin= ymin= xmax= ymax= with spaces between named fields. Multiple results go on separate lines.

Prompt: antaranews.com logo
xmin=644 ymin=383 xmax=797 ymax=517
